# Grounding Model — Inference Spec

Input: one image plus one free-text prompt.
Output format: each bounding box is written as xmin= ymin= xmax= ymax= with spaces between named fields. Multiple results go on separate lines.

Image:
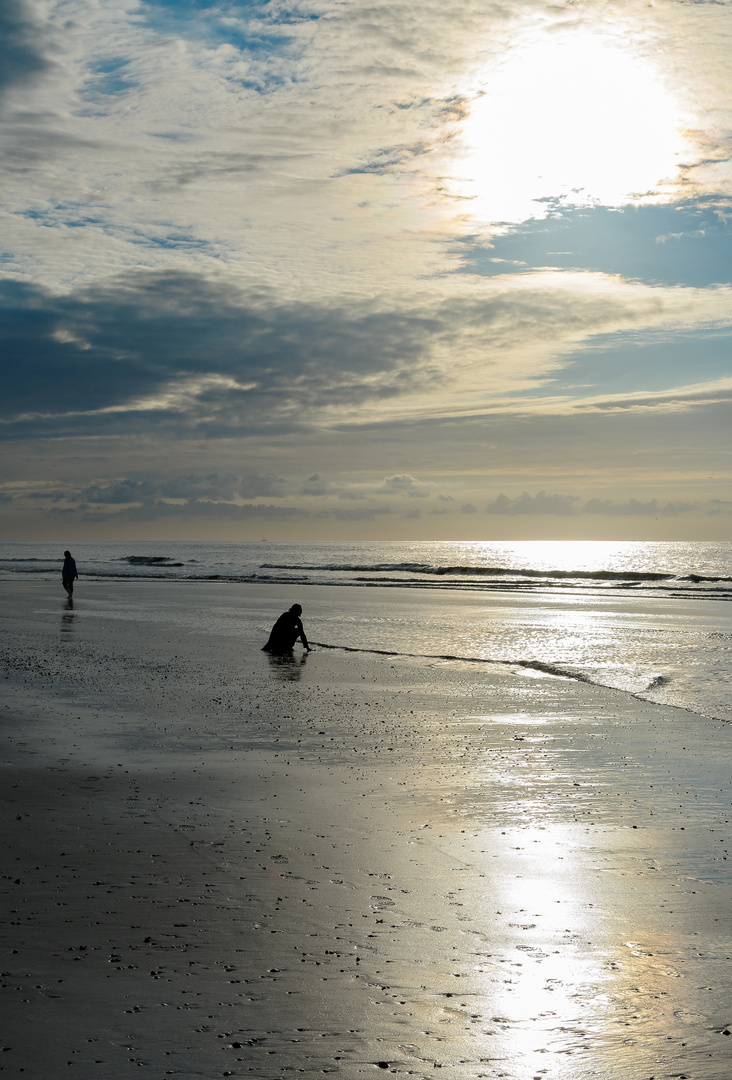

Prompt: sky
xmin=1 ymin=0 xmax=731 ymax=541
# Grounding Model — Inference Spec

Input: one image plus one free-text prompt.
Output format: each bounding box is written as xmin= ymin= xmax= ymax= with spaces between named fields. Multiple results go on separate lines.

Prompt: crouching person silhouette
xmin=262 ymin=603 xmax=310 ymax=653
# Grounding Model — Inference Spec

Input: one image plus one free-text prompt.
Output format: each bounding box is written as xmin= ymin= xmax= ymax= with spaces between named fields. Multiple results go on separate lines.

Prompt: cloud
xmin=73 ymin=499 xmax=309 ymax=524
xmin=378 ymin=474 xmax=430 ymax=497
xmin=0 ymin=0 xmax=51 ymax=101
xmin=0 ymin=0 xmax=506 ymax=291
xmin=0 ymin=273 xmax=445 ymax=437
xmin=582 ymin=497 xmax=699 ymax=516
xmin=79 ymin=479 xmax=160 ymax=505
xmin=484 ymin=492 xmax=703 ymax=517
xmin=10 ymin=469 xmax=414 ymax=525
xmin=300 ymin=473 xmax=332 ymax=497
xmin=76 ymin=473 xmax=288 ymax=506
xmin=571 ymin=378 xmax=732 ymax=415
xmin=314 ymin=505 xmax=392 ymax=521
xmin=2 ymin=0 xmax=730 ymax=297
xmin=4 ymin=267 xmax=731 ymax=447
xmin=486 ymin=491 xmax=579 ymax=515
xmin=2 ymin=0 xmax=732 ymax=541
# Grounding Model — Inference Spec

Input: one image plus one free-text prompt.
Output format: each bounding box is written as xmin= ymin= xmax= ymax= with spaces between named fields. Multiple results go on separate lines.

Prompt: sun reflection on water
xmin=450 ymin=538 xmax=657 ymax=575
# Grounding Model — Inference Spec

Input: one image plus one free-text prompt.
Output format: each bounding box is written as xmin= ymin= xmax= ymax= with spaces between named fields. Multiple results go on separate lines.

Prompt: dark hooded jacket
xmin=262 ymin=609 xmax=309 ymax=652
xmin=62 ymin=556 xmax=78 ymax=583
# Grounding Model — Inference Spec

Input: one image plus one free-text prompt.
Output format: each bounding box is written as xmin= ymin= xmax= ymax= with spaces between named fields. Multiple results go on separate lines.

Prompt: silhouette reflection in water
xmin=265 ymin=650 xmax=309 ymax=681
xmin=61 ymin=604 xmax=76 ymax=632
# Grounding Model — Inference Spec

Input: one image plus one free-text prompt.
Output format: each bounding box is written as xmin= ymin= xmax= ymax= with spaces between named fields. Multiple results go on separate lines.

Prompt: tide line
xmin=309 ymin=641 xmax=589 ymax=683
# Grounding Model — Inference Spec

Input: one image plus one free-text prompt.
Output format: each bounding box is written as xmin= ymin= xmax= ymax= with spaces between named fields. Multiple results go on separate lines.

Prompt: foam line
xmin=310 ymin=641 xmax=591 ymax=682
xmin=309 ymin=641 xmax=727 ymax=724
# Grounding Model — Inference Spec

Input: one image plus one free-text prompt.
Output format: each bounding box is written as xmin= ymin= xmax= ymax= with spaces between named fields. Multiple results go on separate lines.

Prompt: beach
xmin=2 ymin=579 xmax=732 ymax=1079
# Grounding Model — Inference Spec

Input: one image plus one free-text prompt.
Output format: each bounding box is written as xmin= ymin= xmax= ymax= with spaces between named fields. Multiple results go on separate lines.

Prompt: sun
xmin=453 ymin=28 xmax=689 ymax=226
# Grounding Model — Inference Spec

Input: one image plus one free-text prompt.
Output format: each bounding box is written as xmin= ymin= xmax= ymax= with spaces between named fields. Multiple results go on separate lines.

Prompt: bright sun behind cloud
xmin=454 ymin=29 xmax=690 ymax=226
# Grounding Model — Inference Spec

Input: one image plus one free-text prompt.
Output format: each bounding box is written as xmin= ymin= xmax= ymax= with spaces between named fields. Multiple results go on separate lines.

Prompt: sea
xmin=2 ymin=539 xmax=731 ymax=724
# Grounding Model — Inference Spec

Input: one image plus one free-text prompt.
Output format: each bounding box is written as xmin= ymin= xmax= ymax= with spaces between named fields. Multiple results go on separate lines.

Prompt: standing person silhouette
xmin=262 ymin=603 xmax=310 ymax=653
xmin=62 ymin=550 xmax=78 ymax=599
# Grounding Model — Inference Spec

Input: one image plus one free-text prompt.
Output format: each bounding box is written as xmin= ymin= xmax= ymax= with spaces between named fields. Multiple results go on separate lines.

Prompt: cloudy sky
xmin=1 ymin=0 xmax=731 ymax=540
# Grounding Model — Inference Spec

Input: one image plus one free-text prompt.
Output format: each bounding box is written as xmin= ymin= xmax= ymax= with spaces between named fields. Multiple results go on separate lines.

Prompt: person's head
xmin=64 ymin=550 xmax=71 ymax=558
xmin=289 ymin=603 xmax=302 ymax=616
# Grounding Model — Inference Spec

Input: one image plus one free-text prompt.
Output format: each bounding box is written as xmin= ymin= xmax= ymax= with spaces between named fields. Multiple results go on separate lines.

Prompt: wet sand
xmin=2 ymin=580 xmax=732 ymax=1079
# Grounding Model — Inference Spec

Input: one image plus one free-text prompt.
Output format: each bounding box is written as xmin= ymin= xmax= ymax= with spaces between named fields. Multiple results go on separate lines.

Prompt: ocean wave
xmin=425 ymin=566 xmax=674 ymax=582
xmin=5 ymin=561 xmax=731 ymax=600
xmin=678 ymin=573 xmax=732 ymax=583
xmin=75 ymin=569 xmax=313 ymax=584
xmin=260 ymin=560 xmax=675 ymax=582
xmin=259 ymin=561 xmax=433 ymax=573
xmin=3 ymin=557 xmax=56 ymax=563
xmin=645 ymin=674 xmax=671 ymax=692
xmin=121 ymin=556 xmax=186 ymax=567
xmin=2 ymin=565 xmax=60 ymax=574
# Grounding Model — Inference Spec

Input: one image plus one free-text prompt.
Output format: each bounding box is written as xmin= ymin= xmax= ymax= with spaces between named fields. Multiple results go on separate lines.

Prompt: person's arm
xmin=297 ymin=619 xmax=310 ymax=650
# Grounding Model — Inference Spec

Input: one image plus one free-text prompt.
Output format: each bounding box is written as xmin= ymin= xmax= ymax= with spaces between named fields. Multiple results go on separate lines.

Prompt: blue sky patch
xmin=458 ymin=201 xmax=731 ymax=288
xmin=81 ymin=57 xmax=138 ymax=100
xmin=138 ymin=0 xmax=305 ymax=58
xmin=535 ymin=326 xmax=732 ymax=400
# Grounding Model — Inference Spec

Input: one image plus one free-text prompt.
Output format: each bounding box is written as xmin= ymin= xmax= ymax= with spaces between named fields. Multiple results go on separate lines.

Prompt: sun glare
xmin=454 ymin=29 xmax=688 ymax=225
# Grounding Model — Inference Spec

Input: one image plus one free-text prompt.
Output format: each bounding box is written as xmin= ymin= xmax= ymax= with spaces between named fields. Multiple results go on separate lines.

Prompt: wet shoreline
xmin=2 ymin=581 xmax=732 ymax=1078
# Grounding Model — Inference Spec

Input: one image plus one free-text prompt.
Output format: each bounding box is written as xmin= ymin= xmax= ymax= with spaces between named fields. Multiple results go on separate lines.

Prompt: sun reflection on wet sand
xmin=410 ymin=815 xmax=728 ymax=1079
xmin=399 ymin=682 xmax=732 ymax=1079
